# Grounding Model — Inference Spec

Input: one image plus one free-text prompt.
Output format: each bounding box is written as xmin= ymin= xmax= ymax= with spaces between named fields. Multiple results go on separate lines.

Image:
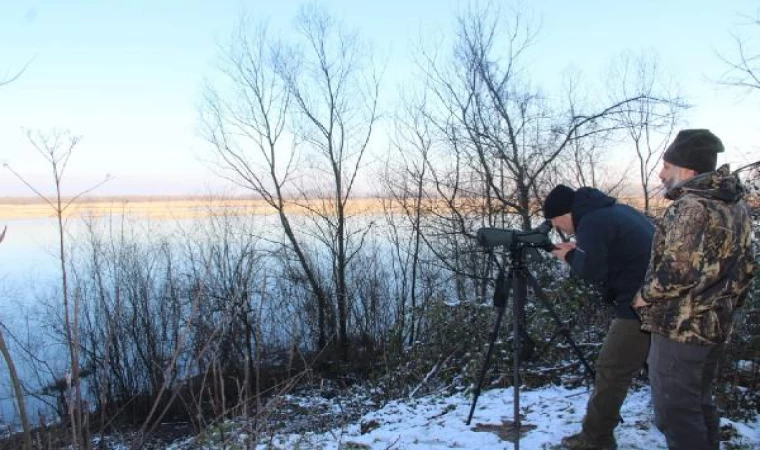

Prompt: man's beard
xmin=663 ymin=170 xmax=682 ymax=193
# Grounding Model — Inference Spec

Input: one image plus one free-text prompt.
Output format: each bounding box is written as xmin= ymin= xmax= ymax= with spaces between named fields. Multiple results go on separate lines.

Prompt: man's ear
xmin=682 ymin=167 xmax=698 ymax=179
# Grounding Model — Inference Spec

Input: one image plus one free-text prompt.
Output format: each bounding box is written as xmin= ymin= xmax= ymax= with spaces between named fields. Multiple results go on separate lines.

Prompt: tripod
xmin=465 ymin=243 xmax=596 ymax=449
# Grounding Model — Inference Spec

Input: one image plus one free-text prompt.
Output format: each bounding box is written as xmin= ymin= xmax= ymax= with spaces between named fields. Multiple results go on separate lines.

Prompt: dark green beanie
xmin=543 ymin=184 xmax=575 ymax=219
xmin=662 ymin=129 xmax=724 ymax=174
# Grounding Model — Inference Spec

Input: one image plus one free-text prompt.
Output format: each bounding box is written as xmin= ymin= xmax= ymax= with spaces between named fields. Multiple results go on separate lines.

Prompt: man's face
xmin=550 ymin=213 xmax=574 ymax=235
xmin=659 ymin=161 xmax=697 ymax=193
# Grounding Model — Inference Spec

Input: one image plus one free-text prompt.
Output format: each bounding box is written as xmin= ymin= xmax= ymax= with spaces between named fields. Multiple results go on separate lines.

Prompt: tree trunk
xmin=0 ymin=329 xmax=32 ymax=450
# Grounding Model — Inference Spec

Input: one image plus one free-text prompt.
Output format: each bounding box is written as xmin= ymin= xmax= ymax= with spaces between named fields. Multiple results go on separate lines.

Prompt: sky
xmin=1 ymin=0 xmax=759 ymax=196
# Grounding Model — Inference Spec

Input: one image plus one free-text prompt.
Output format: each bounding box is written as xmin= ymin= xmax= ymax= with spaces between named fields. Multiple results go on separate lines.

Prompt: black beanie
xmin=544 ymin=185 xmax=575 ymax=219
xmin=662 ymin=129 xmax=724 ymax=174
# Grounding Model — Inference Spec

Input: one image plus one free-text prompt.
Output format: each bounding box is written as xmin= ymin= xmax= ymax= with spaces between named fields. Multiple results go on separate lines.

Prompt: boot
xmin=560 ymin=431 xmax=617 ymax=450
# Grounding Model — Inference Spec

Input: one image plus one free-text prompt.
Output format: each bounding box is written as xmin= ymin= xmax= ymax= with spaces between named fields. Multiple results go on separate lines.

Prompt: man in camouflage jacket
xmin=633 ymin=129 xmax=756 ymax=450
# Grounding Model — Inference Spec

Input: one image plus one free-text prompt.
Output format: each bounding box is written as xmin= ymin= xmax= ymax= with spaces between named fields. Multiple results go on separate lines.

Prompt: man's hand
xmin=550 ymin=241 xmax=576 ymax=262
xmin=632 ymin=294 xmax=649 ymax=309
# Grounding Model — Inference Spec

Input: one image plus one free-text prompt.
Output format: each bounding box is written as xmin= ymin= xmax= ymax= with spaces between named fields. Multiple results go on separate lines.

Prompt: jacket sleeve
xmin=639 ymin=200 xmax=706 ymax=303
xmin=567 ymin=214 xmax=610 ymax=285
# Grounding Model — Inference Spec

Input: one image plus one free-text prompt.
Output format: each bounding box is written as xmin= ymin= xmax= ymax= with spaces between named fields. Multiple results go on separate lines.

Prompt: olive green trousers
xmin=581 ymin=318 xmax=650 ymax=441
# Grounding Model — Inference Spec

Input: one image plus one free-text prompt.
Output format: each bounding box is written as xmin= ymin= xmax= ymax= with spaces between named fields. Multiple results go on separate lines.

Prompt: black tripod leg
xmin=466 ymin=307 xmax=505 ymax=425
xmin=526 ymin=273 xmax=627 ymax=424
xmin=524 ymin=273 xmax=596 ymax=381
xmin=466 ymin=271 xmax=513 ymax=425
xmin=512 ymin=267 xmax=527 ymax=450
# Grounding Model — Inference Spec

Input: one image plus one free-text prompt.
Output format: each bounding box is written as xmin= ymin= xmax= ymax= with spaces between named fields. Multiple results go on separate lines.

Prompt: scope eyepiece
xmin=533 ymin=219 xmax=553 ymax=234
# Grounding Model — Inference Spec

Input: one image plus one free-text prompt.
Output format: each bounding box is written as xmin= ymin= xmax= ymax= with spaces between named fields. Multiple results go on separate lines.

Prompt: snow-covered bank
xmin=168 ymin=384 xmax=759 ymax=449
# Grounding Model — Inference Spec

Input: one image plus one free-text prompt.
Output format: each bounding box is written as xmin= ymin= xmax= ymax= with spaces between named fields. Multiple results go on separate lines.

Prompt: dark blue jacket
xmin=564 ymin=188 xmax=655 ymax=319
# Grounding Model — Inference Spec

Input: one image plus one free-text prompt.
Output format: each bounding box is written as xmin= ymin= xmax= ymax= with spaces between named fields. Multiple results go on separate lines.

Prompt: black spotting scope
xmin=476 ymin=220 xmax=556 ymax=251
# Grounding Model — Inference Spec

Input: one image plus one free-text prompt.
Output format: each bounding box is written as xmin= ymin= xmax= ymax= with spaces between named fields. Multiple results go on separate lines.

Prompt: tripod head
xmin=476 ymin=220 xmax=556 ymax=252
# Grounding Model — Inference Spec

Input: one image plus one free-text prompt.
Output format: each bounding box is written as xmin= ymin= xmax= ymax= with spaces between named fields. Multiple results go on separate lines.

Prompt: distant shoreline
xmin=0 ymin=197 xmax=273 ymax=220
xmin=0 ymin=195 xmax=669 ymax=221
xmin=0 ymin=194 xmax=259 ymax=205
xmin=0 ymin=196 xmax=385 ymax=220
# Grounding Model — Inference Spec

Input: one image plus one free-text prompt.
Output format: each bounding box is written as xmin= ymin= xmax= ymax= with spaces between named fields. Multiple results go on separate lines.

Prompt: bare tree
xmin=202 ymin=17 xmax=337 ymax=349
xmin=548 ymin=70 xmax=629 ymax=195
xmin=416 ymin=3 xmax=643 ymax=233
xmin=203 ymin=4 xmax=380 ymax=353
xmin=608 ymin=51 xmax=688 ymax=214
xmin=383 ymin=91 xmax=436 ymax=346
xmin=715 ymin=8 xmax=760 ymax=181
xmin=0 ymin=58 xmax=33 ymax=87
xmin=0 ymin=65 xmax=34 ymax=450
xmin=5 ymin=130 xmax=108 ymax=450
xmin=718 ymin=8 xmax=760 ymax=96
xmin=282 ymin=3 xmax=381 ymax=353
xmin=0 ymin=226 xmax=33 ymax=450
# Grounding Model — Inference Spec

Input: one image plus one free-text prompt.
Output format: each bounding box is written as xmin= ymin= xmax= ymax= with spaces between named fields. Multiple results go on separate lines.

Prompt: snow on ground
xmin=251 ymin=385 xmax=760 ymax=450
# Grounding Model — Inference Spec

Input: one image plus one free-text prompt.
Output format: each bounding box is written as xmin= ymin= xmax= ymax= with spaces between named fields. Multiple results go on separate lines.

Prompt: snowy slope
xmin=245 ymin=385 xmax=759 ymax=450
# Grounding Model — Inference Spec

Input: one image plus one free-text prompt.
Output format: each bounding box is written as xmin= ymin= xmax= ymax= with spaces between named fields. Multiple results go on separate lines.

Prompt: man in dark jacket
xmin=633 ymin=129 xmax=755 ymax=450
xmin=544 ymin=184 xmax=654 ymax=450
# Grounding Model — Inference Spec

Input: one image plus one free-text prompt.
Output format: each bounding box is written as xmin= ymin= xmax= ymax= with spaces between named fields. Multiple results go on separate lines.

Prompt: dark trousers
xmin=582 ymin=318 xmax=650 ymax=440
xmin=648 ymin=333 xmax=723 ymax=450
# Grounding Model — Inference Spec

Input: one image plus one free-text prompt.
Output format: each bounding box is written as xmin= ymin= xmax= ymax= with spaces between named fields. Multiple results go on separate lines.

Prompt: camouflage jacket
xmin=637 ymin=165 xmax=756 ymax=345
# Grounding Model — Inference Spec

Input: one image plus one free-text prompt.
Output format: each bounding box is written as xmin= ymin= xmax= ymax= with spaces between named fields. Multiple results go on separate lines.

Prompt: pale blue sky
xmin=1 ymin=0 xmax=758 ymax=196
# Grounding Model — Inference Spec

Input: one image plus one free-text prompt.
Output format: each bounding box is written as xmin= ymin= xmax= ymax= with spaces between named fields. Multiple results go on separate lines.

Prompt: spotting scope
xmin=476 ymin=220 xmax=555 ymax=251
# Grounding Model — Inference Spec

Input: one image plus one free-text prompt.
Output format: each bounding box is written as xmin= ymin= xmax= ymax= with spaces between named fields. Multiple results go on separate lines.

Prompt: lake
xmin=0 ymin=216 xmax=69 ymax=428
xmin=0 ymin=202 xmax=421 ymax=429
